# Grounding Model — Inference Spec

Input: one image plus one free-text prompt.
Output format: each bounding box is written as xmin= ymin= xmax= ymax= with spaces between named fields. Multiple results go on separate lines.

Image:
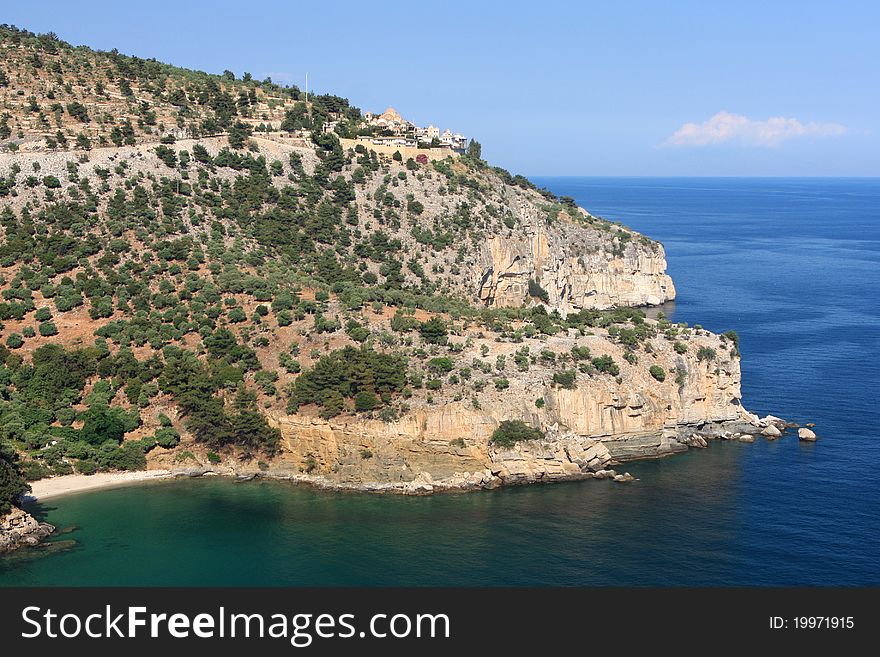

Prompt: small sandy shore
xmin=26 ymin=470 xmax=174 ymax=501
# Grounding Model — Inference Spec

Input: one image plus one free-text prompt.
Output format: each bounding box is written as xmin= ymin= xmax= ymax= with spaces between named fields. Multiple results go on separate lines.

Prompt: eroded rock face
xmin=476 ymin=208 xmax=676 ymax=313
xmin=270 ymin=328 xmax=748 ymax=492
xmin=0 ymin=507 xmax=55 ymax=553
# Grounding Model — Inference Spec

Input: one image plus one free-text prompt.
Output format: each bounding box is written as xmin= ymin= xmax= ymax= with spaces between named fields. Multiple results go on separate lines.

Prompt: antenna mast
xmin=305 ymin=73 xmax=311 ymax=124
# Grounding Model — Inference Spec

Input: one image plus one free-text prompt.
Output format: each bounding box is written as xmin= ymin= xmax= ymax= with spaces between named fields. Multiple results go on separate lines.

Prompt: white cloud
xmin=663 ymin=111 xmax=846 ymax=147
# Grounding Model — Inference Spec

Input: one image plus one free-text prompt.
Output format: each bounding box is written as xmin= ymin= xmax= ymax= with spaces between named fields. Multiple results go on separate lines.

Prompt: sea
xmin=2 ymin=177 xmax=878 ymax=586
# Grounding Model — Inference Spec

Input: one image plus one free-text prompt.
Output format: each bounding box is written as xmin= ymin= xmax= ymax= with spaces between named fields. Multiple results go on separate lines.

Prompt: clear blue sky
xmin=5 ymin=1 xmax=878 ymax=175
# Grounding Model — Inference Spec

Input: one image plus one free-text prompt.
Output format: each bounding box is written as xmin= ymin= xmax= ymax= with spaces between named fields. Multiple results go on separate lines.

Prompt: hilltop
xmin=0 ymin=25 xmax=759 ymax=523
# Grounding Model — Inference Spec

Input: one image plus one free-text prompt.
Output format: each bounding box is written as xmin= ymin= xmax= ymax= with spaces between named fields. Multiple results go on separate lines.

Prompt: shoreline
xmin=26 ymin=470 xmax=174 ymax=502
xmin=20 ymin=416 xmax=793 ymax=502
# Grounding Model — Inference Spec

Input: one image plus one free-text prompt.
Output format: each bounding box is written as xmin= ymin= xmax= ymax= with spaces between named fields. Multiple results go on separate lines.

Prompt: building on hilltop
xmin=361 ymin=108 xmax=467 ymax=153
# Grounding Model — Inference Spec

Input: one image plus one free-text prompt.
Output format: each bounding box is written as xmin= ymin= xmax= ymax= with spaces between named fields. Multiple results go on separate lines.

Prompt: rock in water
xmin=761 ymin=425 xmax=782 ymax=438
xmin=798 ymin=428 xmax=817 ymax=442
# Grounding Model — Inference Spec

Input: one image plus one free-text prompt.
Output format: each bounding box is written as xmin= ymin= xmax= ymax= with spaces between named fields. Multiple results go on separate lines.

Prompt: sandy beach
xmin=27 ymin=470 xmax=174 ymax=501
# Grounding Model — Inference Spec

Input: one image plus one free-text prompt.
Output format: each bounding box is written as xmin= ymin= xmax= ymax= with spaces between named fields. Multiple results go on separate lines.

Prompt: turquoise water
xmin=2 ymin=177 xmax=878 ymax=586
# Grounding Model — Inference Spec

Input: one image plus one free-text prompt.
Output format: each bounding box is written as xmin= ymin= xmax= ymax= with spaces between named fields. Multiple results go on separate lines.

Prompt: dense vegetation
xmin=287 ymin=346 xmax=407 ymax=418
xmin=490 ymin=420 xmax=544 ymax=449
xmin=0 ymin=440 xmax=28 ymax=513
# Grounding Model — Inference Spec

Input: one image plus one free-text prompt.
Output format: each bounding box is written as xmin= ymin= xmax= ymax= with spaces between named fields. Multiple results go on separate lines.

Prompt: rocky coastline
xmin=164 ymin=413 xmax=802 ymax=495
xmin=0 ymin=507 xmax=55 ymax=554
xmin=2 ymin=412 xmax=808 ymax=555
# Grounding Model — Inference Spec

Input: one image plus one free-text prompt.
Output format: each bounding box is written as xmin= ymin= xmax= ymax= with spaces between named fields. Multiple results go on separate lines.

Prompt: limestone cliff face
xmin=475 ymin=189 xmax=676 ymax=313
xmin=267 ymin=329 xmax=745 ymax=493
xmin=476 ymin=225 xmax=676 ymax=313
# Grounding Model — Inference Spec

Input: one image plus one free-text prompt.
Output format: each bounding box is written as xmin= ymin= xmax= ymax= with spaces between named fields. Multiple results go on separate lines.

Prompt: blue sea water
xmin=1 ymin=177 xmax=878 ymax=586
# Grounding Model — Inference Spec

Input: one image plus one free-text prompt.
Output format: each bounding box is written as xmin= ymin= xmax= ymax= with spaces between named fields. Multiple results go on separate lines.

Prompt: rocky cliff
xmin=151 ymin=323 xmax=755 ymax=494
xmin=474 ymin=190 xmax=676 ymax=312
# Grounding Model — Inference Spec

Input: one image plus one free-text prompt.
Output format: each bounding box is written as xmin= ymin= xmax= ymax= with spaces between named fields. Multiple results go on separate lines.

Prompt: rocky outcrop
xmin=0 ymin=507 xmax=55 ymax=553
xmin=265 ymin=327 xmax=753 ymax=492
xmin=476 ymin=212 xmax=676 ymax=313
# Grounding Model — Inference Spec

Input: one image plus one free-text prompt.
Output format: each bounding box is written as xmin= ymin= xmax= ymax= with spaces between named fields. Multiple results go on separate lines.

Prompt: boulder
xmin=738 ymin=433 xmax=756 ymax=443
xmin=744 ymin=412 xmax=762 ymax=426
xmin=761 ymin=425 xmax=782 ymax=438
xmin=798 ymin=428 xmax=817 ymax=442
xmin=761 ymin=415 xmax=785 ymax=429
xmin=613 ymin=472 xmax=635 ymax=483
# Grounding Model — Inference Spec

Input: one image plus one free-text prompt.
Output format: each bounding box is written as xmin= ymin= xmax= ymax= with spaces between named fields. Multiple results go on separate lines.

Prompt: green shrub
xmin=649 ymin=365 xmax=666 ymax=382
xmin=227 ymin=307 xmax=247 ymax=323
xmin=154 ymin=427 xmax=180 ymax=448
xmin=20 ymin=460 xmax=51 ymax=482
xmin=154 ymin=145 xmax=177 ymax=168
xmin=108 ymin=442 xmax=147 ymax=470
xmin=75 ymin=459 xmax=98 ymax=475
xmin=419 ymin=317 xmax=448 ymax=344
xmin=35 ymin=307 xmax=53 ymax=321
xmin=723 ymin=330 xmax=740 ymax=356
xmin=673 ymin=341 xmax=687 ymax=354
xmin=427 ymin=356 xmax=454 ymax=373
xmin=553 ymin=369 xmax=577 ymax=389
xmin=346 ymin=322 xmax=370 ymax=343
xmin=591 ymin=355 xmax=620 ymax=376
xmin=354 ymin=391 xmax=378 ymax=411
xmin=571 ymin=345 xmax=591 ymax=361
xmin=38 ymin=321 xmax=58 ymax=336
xmin=207 ymin=452 xmax=221 ymax=464
xmin=0 ymin=446 xmax=29 ymax=513
xmin=490 ymin=420 xmax=543 ymax=448
xmin=697 ymin=346 xmax=717 ymax=362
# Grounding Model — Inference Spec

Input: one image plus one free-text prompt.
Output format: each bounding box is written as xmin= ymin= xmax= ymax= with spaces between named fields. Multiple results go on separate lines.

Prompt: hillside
xmin=0 ymin=25 xmax=755 ymax=511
